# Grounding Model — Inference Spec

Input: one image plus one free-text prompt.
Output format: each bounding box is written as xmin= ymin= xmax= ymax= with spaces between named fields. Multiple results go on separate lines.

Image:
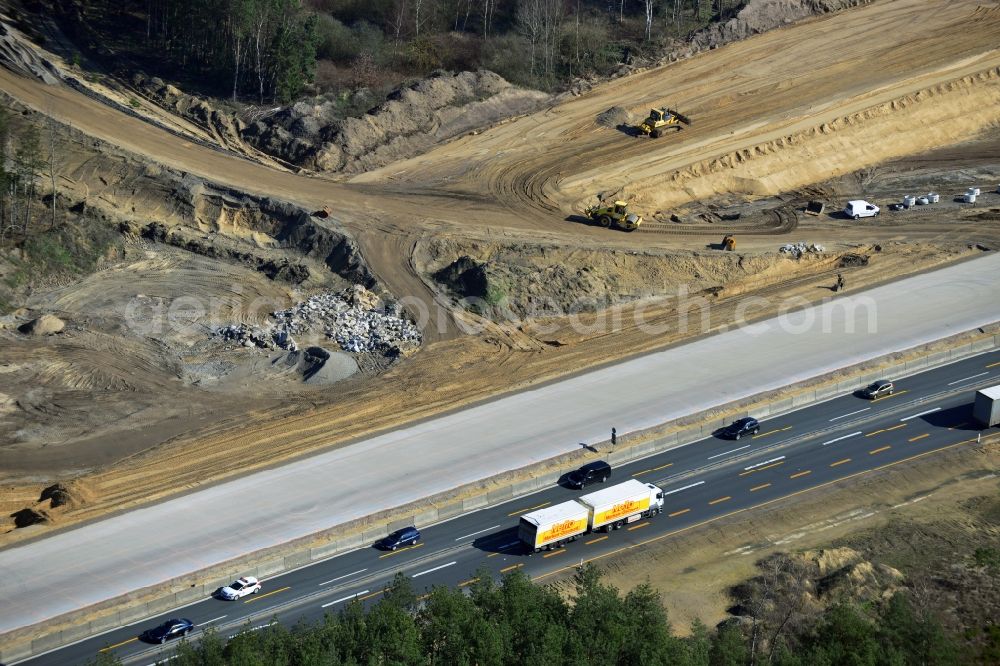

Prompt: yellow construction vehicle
xmin=721 ymin=234 xmax=736 ymax=251
xmin=585 ymin=200 xmax=642 ymax=231
xmin=637 ymin=107 xmax=691 ymax=138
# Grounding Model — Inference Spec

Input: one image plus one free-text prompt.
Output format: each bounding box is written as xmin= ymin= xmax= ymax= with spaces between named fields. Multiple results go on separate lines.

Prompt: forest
xmin=50 ymin=0 xmax=740 ymax=103
xmin=87 ymin=565 xmax=990 ymax=666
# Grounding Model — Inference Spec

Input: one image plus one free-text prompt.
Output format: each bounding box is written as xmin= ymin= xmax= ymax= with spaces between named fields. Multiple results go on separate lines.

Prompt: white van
xmin=845 ymin=200 xmax=879 ymax=219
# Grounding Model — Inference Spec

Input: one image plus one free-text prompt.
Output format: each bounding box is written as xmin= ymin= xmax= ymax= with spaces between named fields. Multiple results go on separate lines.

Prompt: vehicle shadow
xmin=616 ymin=123 xmax=643 ymax=137
xmin=566 ymin=214 xmax=596 ymax=227
xmin=472 ymin=527 xmax=530 ymax=556
xmin=919 ymin=403 xmax=981 ymax=432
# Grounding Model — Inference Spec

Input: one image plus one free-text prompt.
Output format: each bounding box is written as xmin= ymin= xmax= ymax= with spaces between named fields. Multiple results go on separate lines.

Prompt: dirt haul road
xmin=3 ymin=0 xmax=1000 ymax=545
xmin=4 ymin=0 xmax=1000 ymax=238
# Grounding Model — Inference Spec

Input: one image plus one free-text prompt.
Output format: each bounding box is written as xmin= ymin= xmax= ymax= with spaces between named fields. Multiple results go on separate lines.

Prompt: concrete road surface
xmin=2 ymin=253 xmax=999 ymax=635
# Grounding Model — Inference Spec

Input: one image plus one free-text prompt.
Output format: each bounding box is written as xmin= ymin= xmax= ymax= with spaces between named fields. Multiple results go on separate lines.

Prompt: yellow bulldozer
xmin=721 ymin=234 xmax=736 ymax=251
xmin=585 ymin=200 xmax=642 ymax=231
xmin=637 ymin=107 xmax=691 ymax=138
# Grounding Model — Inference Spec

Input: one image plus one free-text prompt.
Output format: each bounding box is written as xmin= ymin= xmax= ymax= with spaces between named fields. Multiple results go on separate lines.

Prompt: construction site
xmin=1 ymin=0 xmax=1000 ymax=569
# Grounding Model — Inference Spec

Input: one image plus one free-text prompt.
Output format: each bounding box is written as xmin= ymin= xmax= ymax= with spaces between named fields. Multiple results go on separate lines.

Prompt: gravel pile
xmin=216 ymin=286 xmax=421 ymax=355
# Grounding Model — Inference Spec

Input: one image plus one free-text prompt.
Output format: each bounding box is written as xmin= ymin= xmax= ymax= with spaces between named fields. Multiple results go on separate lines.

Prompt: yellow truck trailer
xmin=518 ymin=480 xmax=665 ymax=552
xmin=577 ymin=479 xmax=664 ymax=532
xmin=518 ymin=501 xmax=590 ymax=552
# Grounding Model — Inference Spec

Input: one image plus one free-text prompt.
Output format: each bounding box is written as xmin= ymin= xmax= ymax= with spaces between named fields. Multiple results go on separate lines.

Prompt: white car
xmin=216 ymin=576 xmax=262 ymax=600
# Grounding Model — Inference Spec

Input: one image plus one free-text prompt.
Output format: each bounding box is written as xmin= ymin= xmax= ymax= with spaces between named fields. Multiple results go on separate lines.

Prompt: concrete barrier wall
xmin=3 ymin=330 xmax=998 ymax=662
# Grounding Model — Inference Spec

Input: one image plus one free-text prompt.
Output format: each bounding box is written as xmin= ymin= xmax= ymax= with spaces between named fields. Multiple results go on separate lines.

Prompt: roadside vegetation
xmin=42 ymin=0 xmax=724 ymax=105
xmin=88 ymin=562 xmax=993 ymax=666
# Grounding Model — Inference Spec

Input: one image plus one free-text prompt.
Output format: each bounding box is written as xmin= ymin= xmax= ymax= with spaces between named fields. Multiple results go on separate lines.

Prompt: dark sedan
xmin=721 ymin=417 xmax=760 ymax=440
xmin=141 ymin=618 xmax=194 ymax=643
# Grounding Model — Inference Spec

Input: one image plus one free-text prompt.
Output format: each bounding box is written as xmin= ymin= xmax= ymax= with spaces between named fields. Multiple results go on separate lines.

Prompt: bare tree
xmin=45 ymin=114 xmax=58 ymax=231
xmin=481 ymin=0 xmax=496 ymax=39
xmin=644 ymin=0 xmax=655 ymax=40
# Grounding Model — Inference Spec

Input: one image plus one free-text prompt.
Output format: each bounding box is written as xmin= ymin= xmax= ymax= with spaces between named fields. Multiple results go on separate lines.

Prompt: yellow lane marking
xmin=632 ymin=468 xmax=654 ymax=477
xmin=756 ymin=426 xmax=792 ymax=438
xmin=830 ymin=458 xmax=851 ymax=467
xmin=739 ymin=461 xmax=785 ymax=476
xmin=709 ymin=496 xmax=731 ymax=505
xmin=586 ymin=536 xmax=609 ymax=545
xmin=627 ymin=522 xmax=650 ymax=531
xmin=986 ymin=361 xmax=1000 ymax=368
xmin=532 ymin=434 xmax=999 ymax=585
xmin=500 ymin=563 xmax=524 ymax=573
xmin=789 ymin=470 xmax=812 ymax=479
xmin=378 ymin=543 xmax=425 ymax=559
xmin=872 ymin=389 xmax=908 ymax=403
xmin=245 ymin=586 xmax=290 ymax=603
xmin=948 ymin=422 xmax=968 ymax=431
xmin=653 ymin=462 xmax=674 ymax=471
xmin=750 ymin=483 xmax=771 ymax=492
xmin=508 ymin=501 xmax=549 ymax=517
xmin=668 ymin=508 xmax=690 ymax=517
xmin=487 ymin=552 xmax=501 ymax=558
xmin=909 ymin=433 xmax=930 ymax=442
xmin=543 ymin=549 xmax=566 ymax=558
xmin=458 ymin=578 xmax=479 ymax=587
xmin=866 ymin=423 xmax=906 ymax=437
xmin=358 ymin=590 xmax=383 ymax=602
xmin=99 ymin=637 xmax=138 ymax=652
xmin=869 ymin=445 xmax=891 ymax=455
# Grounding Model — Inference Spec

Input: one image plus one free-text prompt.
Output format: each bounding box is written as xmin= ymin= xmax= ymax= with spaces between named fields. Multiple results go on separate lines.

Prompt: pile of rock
xmin=779 ymin=242 xmax=826 ymax=258
xmin=216 ymin=322 xmax=278 ymax=349
xmin=215 ymin=285 xmax=421 ymax=356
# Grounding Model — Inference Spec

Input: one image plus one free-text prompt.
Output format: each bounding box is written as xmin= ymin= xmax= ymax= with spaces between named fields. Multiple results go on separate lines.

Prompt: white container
xmin=927 ymin=193 xmax=940 ymax=203
xmin=967 ymin=187 xmax=981 ymax=196
xmin=902 ymin=195 xmax=916 ymax=207
xmin=964 ymin=193 xmax=977 ymax=203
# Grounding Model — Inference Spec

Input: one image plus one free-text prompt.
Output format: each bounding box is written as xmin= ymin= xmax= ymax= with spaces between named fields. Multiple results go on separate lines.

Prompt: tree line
xmin=71 ymin=0 xmax=319 ymax=103
xmin=65 ymin=0 xmax=742 ymax=103
xmin=89 ymin=564 xmax=987 ymax=666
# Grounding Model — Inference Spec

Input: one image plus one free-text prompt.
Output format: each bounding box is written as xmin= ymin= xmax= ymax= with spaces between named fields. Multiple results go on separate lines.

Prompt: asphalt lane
xmin=19 ymin=350 xmax=1000 ymax=666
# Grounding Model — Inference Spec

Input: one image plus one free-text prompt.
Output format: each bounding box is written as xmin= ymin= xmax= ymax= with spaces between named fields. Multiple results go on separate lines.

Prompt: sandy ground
xmin=3 ymin=0 xmax=1000 ymax=545
xmin=551 ymin=432 xmax=1000 ymax=634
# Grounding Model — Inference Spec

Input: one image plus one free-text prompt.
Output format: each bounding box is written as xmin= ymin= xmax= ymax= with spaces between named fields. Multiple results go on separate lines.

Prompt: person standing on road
xmin=835 ymin=273 xmax=845 ymax=292
xmin=611 ymin=427 xmax=617 ymax=446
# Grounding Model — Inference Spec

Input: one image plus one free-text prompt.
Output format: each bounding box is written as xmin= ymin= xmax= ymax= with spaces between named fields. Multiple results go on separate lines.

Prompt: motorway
xmin=3 ymin=253 xmax=1000 ymax=641
xmin=18 ymin=349 xmax=1000 ymax=666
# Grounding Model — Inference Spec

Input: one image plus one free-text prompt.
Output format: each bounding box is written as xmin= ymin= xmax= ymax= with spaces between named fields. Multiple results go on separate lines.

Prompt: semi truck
xmin=973 ymin=384 xmax=1000 ymax=428
xmin=518 ymin=479 xmax=665 ymax=552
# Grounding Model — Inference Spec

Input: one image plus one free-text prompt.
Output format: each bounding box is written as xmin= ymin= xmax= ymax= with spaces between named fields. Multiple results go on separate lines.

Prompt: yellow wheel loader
xmin=585 ymin=200 xmax=643 ymax=231
xmin=637 ymin=107 xmax=691 ymax=138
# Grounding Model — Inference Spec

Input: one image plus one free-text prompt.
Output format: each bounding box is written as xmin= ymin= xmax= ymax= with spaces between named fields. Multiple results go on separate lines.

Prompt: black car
xmin=141 ymin=618 xmax=194 ymax=643
xmin=721 ymin=417 xmax=760 ymax=440
xmin=860 ymin=380 xmax=894 ymax=399
xmin=379 ymin=526 xmax=421 ymax=551
xmin=567 ymin=461 xmax=612 ymax=489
